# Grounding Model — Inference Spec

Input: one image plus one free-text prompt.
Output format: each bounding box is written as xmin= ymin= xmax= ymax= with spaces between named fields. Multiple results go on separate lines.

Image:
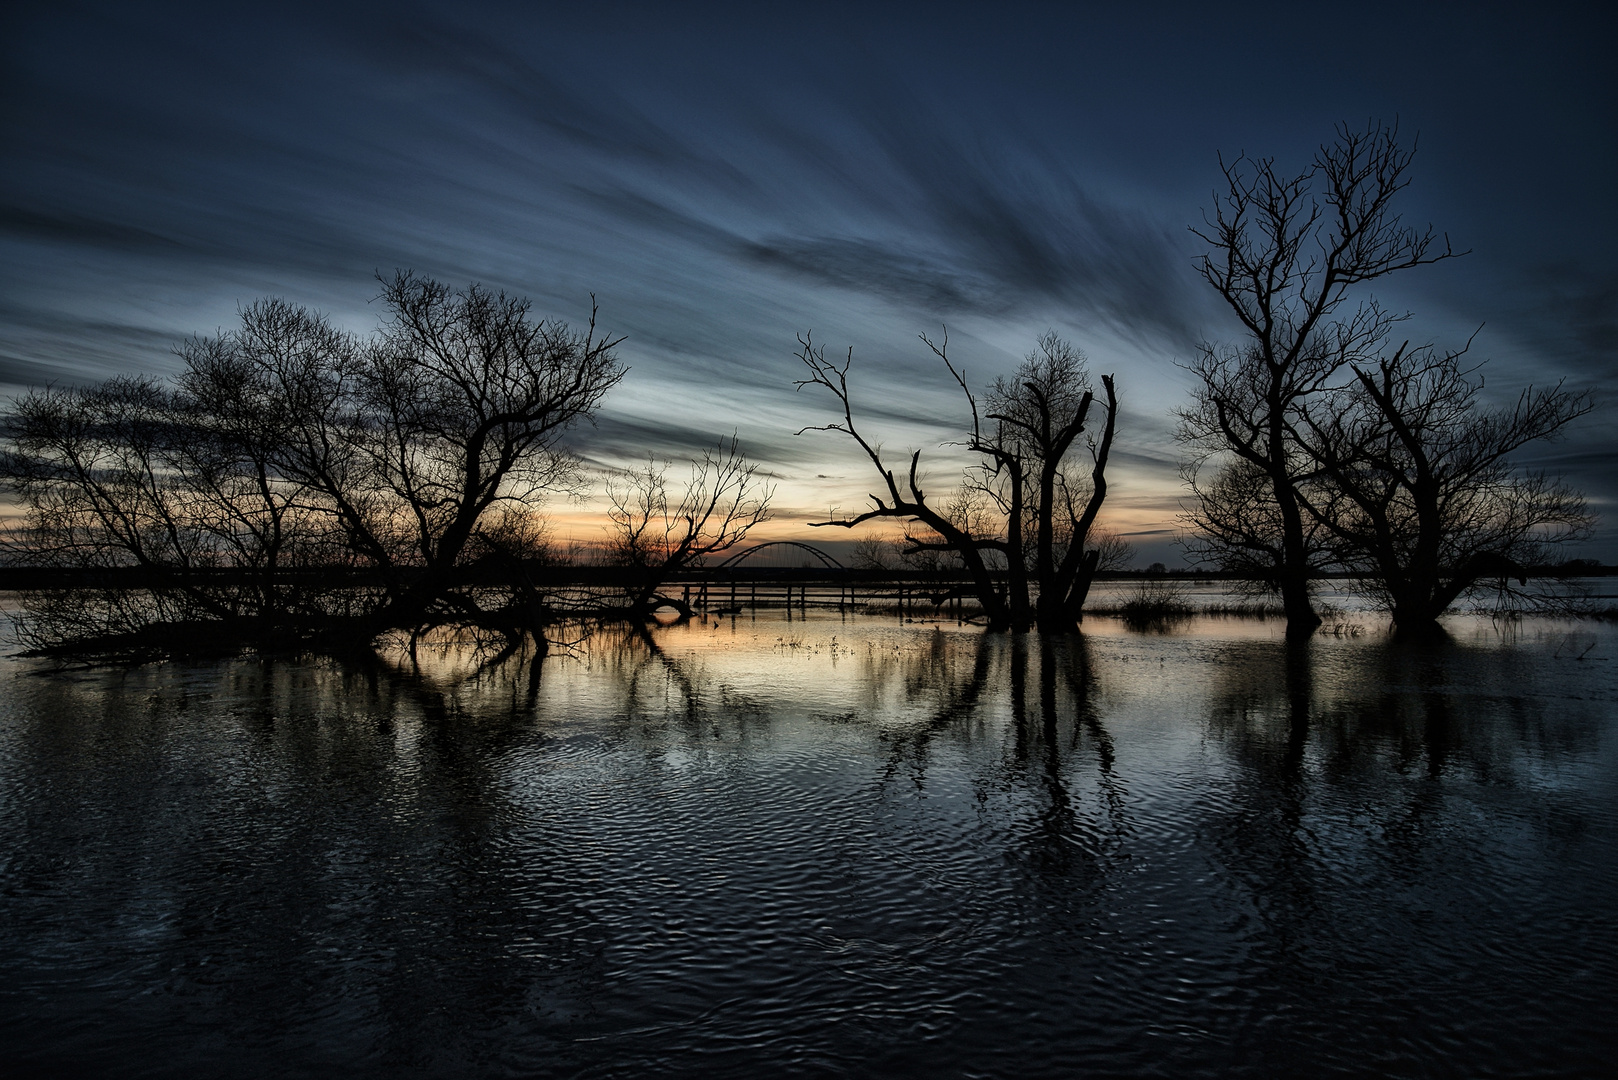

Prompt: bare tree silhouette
xmin=795 ymin=329 xmax=1118 ymax=632
xmin=1178 ymin=121 xmax=1460 ymax=636
xmin=605 ymin=435 xmax=773 ymax=618
xmin=1 ymin=275 xmax=624 ymax=658
xmin=1294 ymin=342 xmax=1592 ymax=628
xmin=967 ymin=332 xmax=1121 ymax=630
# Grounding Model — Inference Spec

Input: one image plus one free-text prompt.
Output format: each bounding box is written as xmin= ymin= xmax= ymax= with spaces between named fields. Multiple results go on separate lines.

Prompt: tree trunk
xmin=1271 ymin=423 xmax=1320 ymax=637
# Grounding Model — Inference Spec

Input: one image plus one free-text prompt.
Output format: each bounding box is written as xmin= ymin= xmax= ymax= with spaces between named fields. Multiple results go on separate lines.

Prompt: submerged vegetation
xmin=0 ymin=124 xmax=1600 ymax=663
xmin=1112 ymin=580 xmax=1197 ymax=631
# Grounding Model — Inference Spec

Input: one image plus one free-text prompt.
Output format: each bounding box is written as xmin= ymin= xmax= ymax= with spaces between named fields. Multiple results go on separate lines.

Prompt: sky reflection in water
xmin=1 ymin=611 xmax=1615 ymax=1077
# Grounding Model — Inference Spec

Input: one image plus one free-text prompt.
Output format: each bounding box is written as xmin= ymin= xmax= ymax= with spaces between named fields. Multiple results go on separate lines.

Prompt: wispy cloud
xmin=2 ymin=1 xmax=1614 ymax=558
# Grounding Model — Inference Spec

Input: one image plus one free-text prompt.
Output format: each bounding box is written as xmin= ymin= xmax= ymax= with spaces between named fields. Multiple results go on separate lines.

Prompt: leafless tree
xmin=1294 ymin=342 xmax=1593 ymax=629
xmin=1 ymin=275 xmax=624 ymax=657
xmin=968 ymin=332 xmax=1119 ymax=630
xmin=1072 ymin=527 xmax=1136 ymax=597
xmin=849 ymin=531 xmax=903 ymax=571
xmin=350 ymin=273 xmax=624 ymax=632
xmin=175 ymin=300 xmax=364 ymax=617
xmin=1178 ymin=120 xmax=1460 ymax=636
xmin=175 ymin=278 xmax=624 ymax=641
xmin=605 ymin=436 xmax=773 ymax=617
xmin=795 ymin=334 xmax=1014 ymax=627
xmin=795 ymin=330 xmax=1117 ymax=632
xmin=1178 ymin=457 xmax=1349 ymax=594
xmin=1 ymin=378 xmax=240 ymax=651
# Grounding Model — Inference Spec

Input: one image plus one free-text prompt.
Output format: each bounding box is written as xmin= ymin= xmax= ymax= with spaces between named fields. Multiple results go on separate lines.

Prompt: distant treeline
xmin=0 ymin=122 xmax=1596 ymax=660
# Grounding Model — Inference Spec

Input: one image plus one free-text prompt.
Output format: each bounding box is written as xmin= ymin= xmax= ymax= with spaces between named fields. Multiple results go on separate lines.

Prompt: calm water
xmin=2 ymin=610 xmax=1615 ymax=1078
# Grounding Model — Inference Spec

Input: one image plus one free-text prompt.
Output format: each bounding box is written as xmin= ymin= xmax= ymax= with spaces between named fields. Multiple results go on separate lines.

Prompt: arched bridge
xmin=715 ymin=541 xmax=845 ymax=571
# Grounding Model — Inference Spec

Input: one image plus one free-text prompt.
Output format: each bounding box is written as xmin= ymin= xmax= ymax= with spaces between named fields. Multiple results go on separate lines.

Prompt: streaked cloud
xmin=1 ymin=0 xmax=1613 ymax=564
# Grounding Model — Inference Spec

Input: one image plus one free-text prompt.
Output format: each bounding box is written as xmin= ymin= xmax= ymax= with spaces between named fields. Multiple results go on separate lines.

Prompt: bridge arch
xmin=715 ymin=541 xmax=845 ymax=570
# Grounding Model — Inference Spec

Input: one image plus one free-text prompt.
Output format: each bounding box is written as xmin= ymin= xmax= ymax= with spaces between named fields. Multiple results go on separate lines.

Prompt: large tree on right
xmin=1180 ymin=121 xmax=1594 ymax=633
xmin=1179 ymin=121 xmax=1459 ymax=636
xmin=1295 ymin=342 xmax=1592 ymax=631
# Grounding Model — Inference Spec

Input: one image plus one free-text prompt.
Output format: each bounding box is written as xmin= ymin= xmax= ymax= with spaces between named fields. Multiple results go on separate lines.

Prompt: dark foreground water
xmin=2 ymin=612 xmax=1615 ymax=1078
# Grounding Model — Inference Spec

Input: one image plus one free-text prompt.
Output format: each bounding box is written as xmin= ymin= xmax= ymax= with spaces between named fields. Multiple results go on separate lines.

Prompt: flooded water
xmin=2 ymin=610 xmax=1615 ymax=1077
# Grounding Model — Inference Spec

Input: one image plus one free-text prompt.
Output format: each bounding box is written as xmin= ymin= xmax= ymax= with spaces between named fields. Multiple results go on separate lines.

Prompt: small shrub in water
xmin=1119 ymin=580 xmax=1195 ymax=631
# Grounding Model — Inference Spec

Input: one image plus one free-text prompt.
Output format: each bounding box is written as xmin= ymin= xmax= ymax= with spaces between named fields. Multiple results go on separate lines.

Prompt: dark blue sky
xmin=3 ymin=1 xmax=1614 ymax=561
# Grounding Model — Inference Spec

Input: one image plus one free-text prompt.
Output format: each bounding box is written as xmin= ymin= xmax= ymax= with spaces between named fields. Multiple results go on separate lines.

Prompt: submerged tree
xmin=796 ymin=330 xmax=1118 ymax=632
xmin=970 ymin=332 xmax=1120 ymax=629
xmin=605 ymin=436 xmax=774 ymax=618
xmin=0 ymin=275 xmax=624 ymax=657
xmin=1294 ymin=342 xmax=1593 ymax=629
xmin=1178 ymin=120 xmax=1459 ymax=636
xmin=338 ymin=273 xmax=623 ymax=633
xmin=1 ymin=375 xmax=291 ymax=651
xmin=796 ymin=334 xmax=1011 ymax=627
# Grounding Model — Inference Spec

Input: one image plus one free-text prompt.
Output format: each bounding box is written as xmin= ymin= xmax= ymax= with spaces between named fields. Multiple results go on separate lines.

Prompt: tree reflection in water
xmin=2 ymin=613 xmax=1614 ymax=1078
xmin=861 ymin=630 xmax=1128 ymax=884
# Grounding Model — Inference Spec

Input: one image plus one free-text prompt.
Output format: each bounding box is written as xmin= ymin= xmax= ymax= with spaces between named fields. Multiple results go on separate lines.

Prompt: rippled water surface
xmin=2 ymin=611 xmax=1616 ymax=1078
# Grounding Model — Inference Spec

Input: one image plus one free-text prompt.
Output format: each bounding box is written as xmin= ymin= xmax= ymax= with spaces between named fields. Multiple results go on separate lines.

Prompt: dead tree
xmin=795 ymin=330 xmax=1117 ymax=633
xmin=795 ymin=334 xmax=1014 ymax=628
xmin=605 ymin=436 xmax=773 ymax=618
xmin=1178 ymin=120 xmax=1460 ymax=636
xmin=970 ymin=332 xmax=1118 ymax=631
